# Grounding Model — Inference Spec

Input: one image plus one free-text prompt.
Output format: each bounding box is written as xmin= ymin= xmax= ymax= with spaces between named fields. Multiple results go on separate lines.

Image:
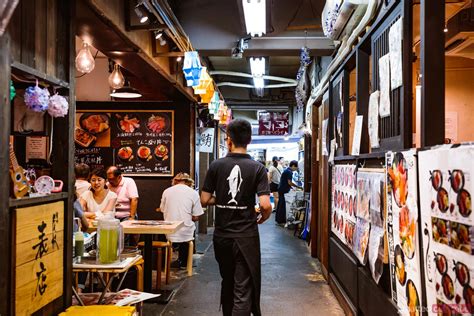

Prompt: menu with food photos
xmin=74 ymin=110 xmax=174 ymax=176
xmin=331 ymin=164 xmax=357 ymax=248
xmin=418 ymin=145 xmax=473 ymax=315
xmin=386 ymin=149 xmax=423 ymax=316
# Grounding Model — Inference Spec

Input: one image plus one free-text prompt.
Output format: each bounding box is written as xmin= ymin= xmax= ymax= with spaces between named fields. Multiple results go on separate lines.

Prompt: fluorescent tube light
xmin=250 ymin=57 xmax=265 ymax=88
xmin=242 ymin=0 xmax=266 ymax=37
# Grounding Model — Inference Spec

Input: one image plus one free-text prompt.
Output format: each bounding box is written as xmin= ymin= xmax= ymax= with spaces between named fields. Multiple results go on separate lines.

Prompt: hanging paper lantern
xmin=208 ymin=92 xmax=220 ymax=115
xmin=225 ymin=108 xmax=232 ymax=125
xmin=193 ymin=67 xmax=212 ymax=94
xmin=183 ymin=51 xmax=202 ymax=87
xmin=48 ymin=94 xmax=69 ymax=118
xmin=200 ymin=84 xmax=215 ymax=104
xmin=24 ymin=81 xmax=50 ymax=112
xmin=295 ymin=46 xmax=312 ymax=112
xmin=216 ymin=101 xmax=227 ymax=121
xmin=10 ymin=81 xmax=16 ymax=101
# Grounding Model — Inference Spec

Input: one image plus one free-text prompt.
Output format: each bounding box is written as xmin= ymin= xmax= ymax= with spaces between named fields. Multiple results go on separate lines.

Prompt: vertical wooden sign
xmin=15 ymin=201 xmax=64 ymax=315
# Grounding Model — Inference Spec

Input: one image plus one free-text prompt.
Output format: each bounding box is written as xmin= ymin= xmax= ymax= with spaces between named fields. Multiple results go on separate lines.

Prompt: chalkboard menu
xmin=74 ymin=110 xmax=174 ymax=176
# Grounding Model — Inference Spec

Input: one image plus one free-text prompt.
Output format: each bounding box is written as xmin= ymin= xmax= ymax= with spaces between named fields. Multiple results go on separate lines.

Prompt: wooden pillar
xmin=0 ymin=34 xmax=12 ymax=316
xmin=310 ymin=105 xmax=319 ymax=258
xmin=420 ymin=0 xmax=445 ymax=146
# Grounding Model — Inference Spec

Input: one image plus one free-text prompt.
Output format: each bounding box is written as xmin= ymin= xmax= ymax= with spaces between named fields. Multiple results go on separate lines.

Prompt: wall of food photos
xmin=74 ymin=110 xmax=174 ymax=176
xmin=419 ymin=145 xmax=473 ymax=315
xmin=330 ymin=145 xmax=473 ymax=316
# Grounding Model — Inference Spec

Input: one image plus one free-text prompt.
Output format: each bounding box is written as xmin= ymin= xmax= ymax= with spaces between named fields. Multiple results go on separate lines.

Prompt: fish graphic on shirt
xmin=227 ymin=165 xmax=243 ymax=204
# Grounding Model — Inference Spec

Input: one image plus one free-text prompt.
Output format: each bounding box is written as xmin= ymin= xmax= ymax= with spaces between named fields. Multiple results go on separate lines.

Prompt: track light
xmin=176 ymin=56 xmax=182 ymax=62
xmin=158 ymin=37 xmax=167 ymax=46
xmin=135 ymin=3 xmax=149 ymax=24
xmin=154 ymin=30 xmax=163 ymax=39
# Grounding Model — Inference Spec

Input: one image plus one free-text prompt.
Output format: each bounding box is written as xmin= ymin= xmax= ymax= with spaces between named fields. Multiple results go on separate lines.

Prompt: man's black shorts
xmin=270 ymin=182 xmax=279 ymax=193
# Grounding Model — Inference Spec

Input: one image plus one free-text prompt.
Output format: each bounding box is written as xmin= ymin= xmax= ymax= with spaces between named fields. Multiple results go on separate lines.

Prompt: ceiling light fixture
xmin=75 ymin=42 xmax=95 ymax=74
xmin=242 ymin=0 xmax=266 ymax=37
xmin=110 ymin=80 xmax=142 ymax=98
xmin=158 ymin=37 xmax=167 ymax=46
xmin=444 ymin=23 xmax=448 ymax=33
xmin=108 ymin=64 xmax=125 ymax=89
xmin=250 ymin=57 xmax=265 ymax=89
xmin=135 ymin=2 xmax=149 ymax=24
xmin=154 ymin=30 xmax=163 ymax=39
xmin=176 ymin=56 xmax=182 ymax=62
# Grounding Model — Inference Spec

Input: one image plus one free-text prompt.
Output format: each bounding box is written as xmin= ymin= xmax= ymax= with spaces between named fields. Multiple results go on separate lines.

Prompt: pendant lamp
xmin=110 ymin=80 xmax=142 ymax=98
xmin=75 ymin=42 xmax=95 ymax=74
xmin=108 ymin=64 xmax=125 ymax=89
xmin=182 ymin=51 xmax=202 ymax=87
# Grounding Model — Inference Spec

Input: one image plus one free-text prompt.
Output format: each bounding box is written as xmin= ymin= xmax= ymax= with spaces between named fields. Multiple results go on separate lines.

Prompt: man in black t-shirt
xmin=201 ymin=119 xmax=272 ymax=316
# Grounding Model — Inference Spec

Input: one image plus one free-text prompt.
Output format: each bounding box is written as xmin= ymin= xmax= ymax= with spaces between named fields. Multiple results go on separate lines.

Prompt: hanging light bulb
xmin=75 ymin=42 xmax=95 ymax=74
xmin=176 ymin=56 xmax=182 ymax=62
xmin=108 ymin=64 xmax=125 ymax=89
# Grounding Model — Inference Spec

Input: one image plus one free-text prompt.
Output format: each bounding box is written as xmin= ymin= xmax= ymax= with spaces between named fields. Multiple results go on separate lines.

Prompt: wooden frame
xmin=0 ymin=1 xmax=75 ymax=314
xmin=76 ymin=109 xmax=175 ymax=177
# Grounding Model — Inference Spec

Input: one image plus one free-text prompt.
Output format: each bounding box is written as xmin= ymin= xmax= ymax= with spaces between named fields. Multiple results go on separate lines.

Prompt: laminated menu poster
xmin=331 ymin=164 xmax=357 ymax=248
xmin=418 ymin=145 xmax=474 ymax=315
xmin=75 ymin=110 xmax=174 ymax=176
xmin=355 ymin=169 xmax=386 ymax=283
xmin=386 ymin=150 xmax=423 ymax=316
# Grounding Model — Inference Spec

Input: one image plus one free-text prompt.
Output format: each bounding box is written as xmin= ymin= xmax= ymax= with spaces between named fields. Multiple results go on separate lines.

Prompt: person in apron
xmin=201 ymin=119 xmax=272 ymax=316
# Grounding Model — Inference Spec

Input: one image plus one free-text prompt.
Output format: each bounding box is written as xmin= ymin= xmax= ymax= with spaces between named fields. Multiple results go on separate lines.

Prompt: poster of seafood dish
xmin=331 ymin=164 xmax=357 ymax=248
xmin=418 ymin=145 xmax=473 ymax=315
xmin=355 ymin=170 xmax=385 ymax=276
xmin=75 ymin=110 xmax=174 ymax=176
xmin=386 ymin=150 xmax=423 ymax=316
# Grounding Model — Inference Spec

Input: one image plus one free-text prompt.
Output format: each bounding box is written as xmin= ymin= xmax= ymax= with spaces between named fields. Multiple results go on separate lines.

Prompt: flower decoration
xmin=295 ymin=46 xmax=312 ymax=112
xmin=24 ymin=81 xmax=50 ymax=112
xmin=48 ymin=94 xmax=69 ymax=118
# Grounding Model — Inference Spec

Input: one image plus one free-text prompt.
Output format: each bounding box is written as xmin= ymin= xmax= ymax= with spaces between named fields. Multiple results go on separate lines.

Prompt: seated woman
xmin=79 ymin=168 xmax=117 ymax=220
xmin=159 ymin=173 xmax=204 ymax=269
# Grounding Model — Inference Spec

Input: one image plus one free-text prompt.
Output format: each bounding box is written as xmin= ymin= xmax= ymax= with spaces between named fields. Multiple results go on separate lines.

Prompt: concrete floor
xmin=144 ymin=215 xmax=343 ymax=315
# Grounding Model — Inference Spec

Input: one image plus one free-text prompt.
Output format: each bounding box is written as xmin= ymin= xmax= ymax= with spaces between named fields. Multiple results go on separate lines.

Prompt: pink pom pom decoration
xmin=48 ymin=94 xmax=69 ymax=118
xmin=24 ymin=82 xmax=50 ymax=112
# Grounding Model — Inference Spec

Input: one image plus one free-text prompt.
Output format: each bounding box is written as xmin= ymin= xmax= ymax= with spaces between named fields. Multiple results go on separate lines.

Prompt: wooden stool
xmin=132 ymin=257 xmax=144 ymax=291
xmin=138 ymin=241 xmax=172 ymax=290
xmin=186 ymin=240 xmax=194 ymax=277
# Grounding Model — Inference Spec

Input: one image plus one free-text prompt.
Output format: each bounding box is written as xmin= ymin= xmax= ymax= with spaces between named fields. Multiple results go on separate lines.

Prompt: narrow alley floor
xmin=144 ymin=215 xmax=344 ymax=316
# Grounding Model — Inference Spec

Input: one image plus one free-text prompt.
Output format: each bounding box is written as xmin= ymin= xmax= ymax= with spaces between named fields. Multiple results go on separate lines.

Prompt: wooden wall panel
xmin=34 ymin=0 xmax=47 ymax=73
xmin=329 ymin=237 xmax=358 ymax=305
xmin=46 ymin=0 xmax=57 ymax=77
xmin=358 ymin=267 xmax=398 ymax=316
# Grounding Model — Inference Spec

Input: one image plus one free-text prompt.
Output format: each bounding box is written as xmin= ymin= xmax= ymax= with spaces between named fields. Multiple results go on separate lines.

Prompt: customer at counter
xmin=159 ymin=172 xmax=204 ymax=269
xmin=106 ymin=166 xmax=139 ymax=221
xmin=275 ymin=160 xmax=302 ymax=225
xmin=79 ymin=168 xmax=117 ymax=219
xmin=74 ymin=163 xmax=91 ymax=196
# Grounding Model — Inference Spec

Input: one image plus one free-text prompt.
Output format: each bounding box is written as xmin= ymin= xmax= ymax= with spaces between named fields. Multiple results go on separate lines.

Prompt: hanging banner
xmin=258 ymin=111 xmax=289 ymax=136
xmin=368 ymin=91 xmax=380 ymax=148
xmin=418 ymin=145 xmax=474 ymax=315
xmin=331 ymin=164 xmax=357 ymax=248
xmin=389 ymin=17 xmax=403 ymax=90
xmin=379 ymin=54 xmax=391 ymax=118
xmin=198 ymin=128 xmax=215 ymax=153
xmin=386 ymin=149 xmax=423 ymax=316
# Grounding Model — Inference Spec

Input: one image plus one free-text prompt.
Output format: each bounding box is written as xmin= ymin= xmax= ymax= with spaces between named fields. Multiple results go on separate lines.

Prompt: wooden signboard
xmin=75 ymin=110 xmax=174 ymax=176
xmin=15 ymin=201 xmax=64 ymax=315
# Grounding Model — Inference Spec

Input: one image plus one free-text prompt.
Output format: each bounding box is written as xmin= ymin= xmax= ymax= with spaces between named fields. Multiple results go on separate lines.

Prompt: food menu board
xmin=331 ymin=164 xmax=357 ymax=248
xmin=74 ymin=110 xmax=174 ymax=176
xmin=354 ymin=170 xmax=385 ymax=268
xmin=418 ymin=145 xmax=473 ymax=315
xmin=386 ymin=150 xmax=423 ymax=316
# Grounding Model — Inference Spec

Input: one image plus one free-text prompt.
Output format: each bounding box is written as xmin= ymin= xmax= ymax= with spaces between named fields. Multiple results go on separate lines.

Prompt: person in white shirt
xmin=79 ymin=168 xmax=117 ymax=220
xmin=75 ymin=163 xmax=91 ymax=196
xmin=267 ymin=156 xmax=283 ymax=211
xmin=106 ymin=166 xmax=139 ymax=221
xmin=159 ymin=172 xmax=204 ymax=269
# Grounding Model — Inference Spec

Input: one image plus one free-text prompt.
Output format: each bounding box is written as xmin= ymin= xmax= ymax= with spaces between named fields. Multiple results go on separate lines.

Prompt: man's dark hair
xmin=226 ymin=119 xmax=252 ymax=148
xmin=289 ymin=160 xmax=298 ymax=168
xmin=75 ymin=163 xmax=90 ymax=179
xmin=107 ymin=166 xmax=122 ymax=177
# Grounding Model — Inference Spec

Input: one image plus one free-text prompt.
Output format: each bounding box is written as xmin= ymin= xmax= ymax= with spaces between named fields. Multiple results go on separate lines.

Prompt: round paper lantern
xmin=48 ymin=94 xmax=69 ymax=118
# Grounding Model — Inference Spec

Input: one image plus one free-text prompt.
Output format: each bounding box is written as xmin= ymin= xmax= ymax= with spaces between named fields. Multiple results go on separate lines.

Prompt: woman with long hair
xmin=79 ymin=168 xmax=117 ymax=219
